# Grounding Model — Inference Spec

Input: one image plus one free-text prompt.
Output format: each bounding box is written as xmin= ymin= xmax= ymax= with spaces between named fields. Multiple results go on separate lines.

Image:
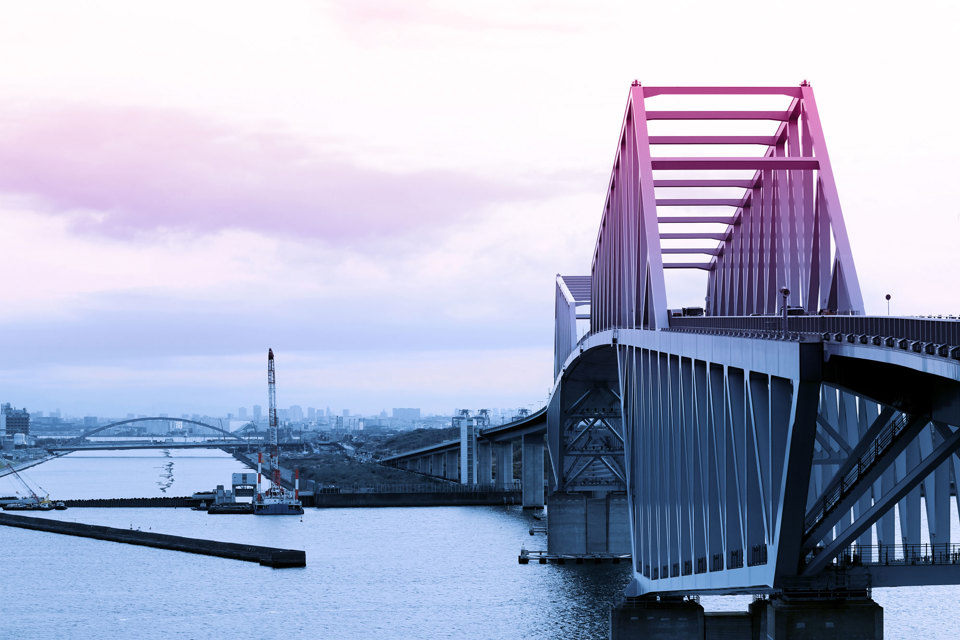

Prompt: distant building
xmin=289 ymin=405 xmax=304 ymax=423
xmin=392 ymin=408 xmax=421 ymax=422
xmin=83 ymin=416 xmax=98 ymax=428
xmin=307 ymin=407 xmax=317 ymax=421
xmin=1 ymin=404 xmax=30 ymax=437
xmin=342 ymin=409 xmax=350 ymax=417
xmin=238 ymin=407 xmax=247 ymax=420
xmin=253 ymin=405 xmax=262 ymax=422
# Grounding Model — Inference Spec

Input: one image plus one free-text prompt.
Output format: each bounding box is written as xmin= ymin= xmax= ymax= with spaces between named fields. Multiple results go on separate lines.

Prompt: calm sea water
xmin=0 ymin=450 xmax=956 ymax=639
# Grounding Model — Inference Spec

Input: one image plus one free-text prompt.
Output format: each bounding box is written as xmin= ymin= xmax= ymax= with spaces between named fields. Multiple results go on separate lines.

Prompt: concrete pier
xmin=610 ymin=596 xmax=883 ymax=639
xmin=521 ymin=434 xmax=544 ymax=508
xmin=477 ymin=441 xmax=493 ymax=485
xmin=444 ymin=450 xmax=459 ymax=481
xmin=494 ymin=442 xmax=513 ymax=489
xmin=547 ymin=491 xmax=630 ymax=555
xmin=0 ymin=513 xmax=305 ymax=568
xmin=610 ymin=598 xmax=705 ymax=639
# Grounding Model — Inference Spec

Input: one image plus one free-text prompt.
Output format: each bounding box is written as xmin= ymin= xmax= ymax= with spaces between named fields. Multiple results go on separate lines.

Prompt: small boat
xmin=54 ymin=501 xmax=68 ymax=510
xmin=253 ymin=485 xmax=303 ymax=516
xmin=191 ymin=501 xmax=208 ymax=511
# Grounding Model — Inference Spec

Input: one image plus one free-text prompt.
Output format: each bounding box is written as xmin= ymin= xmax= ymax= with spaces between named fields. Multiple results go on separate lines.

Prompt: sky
xmin=1 ymin=0 xmax=958 ymax=417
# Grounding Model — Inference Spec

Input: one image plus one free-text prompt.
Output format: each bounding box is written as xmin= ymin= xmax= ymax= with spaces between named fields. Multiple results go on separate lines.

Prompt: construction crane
xmin=253 ymin=348 xmax=303 ymax=515
xmin=1 ymin=462 xmax=51 ymax=509
xmin=267 ymin=348 xmax=282 ymax=491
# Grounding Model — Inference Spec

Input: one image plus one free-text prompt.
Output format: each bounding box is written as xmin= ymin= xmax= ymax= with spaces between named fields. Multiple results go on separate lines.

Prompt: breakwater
xmin=0 ymin=512 xmax=305 ymax=567
xmin=64 ymin=497 xmax=199 ymax=508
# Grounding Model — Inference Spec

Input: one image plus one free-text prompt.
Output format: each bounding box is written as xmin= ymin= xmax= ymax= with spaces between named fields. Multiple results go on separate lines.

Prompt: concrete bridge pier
xmin=547 ymin=491 xmax=630 ymax=555
xmin=477 ymin=441 xmax=492 ymax=485
xmin=430 ymin=453 xmax=443 ymax=477
xmin=521 ymin=434 xmax=544 ymax=508
xmin=610 ymin=596 xmax=883 ymax=640
xmin=494 ymin=442 xmax=514 ymax=489
xmin=444 ymin=450 xmax=459 ymax=482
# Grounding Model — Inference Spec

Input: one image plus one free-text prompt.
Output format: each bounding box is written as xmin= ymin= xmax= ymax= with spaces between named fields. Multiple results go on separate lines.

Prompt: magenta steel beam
xmin=799 ymin=83 xmax=865 ymax=314
xmin=655 ymin=199 xmax=746 ymax=206
xmin=651 ymin=157 xmax=819 ymax=170
xmin=662 ymin=248 xmax=721 ymax=255
xmin=649 ymin=135 xmax=779 ymax=145
xmin=642 ymin=86 xmax=803 ymax=97
xmin=657 ymin=217 xmax=738 ymax=224
xmin=663 ymin=263 xmax=714 ymax=270
xmin=654 ymin=179 xmax=756 ymax=187
xmin=661 ymin=232 xmax=727 ymax=240
xmin=646 ymin=110 xmax=793 ymax=120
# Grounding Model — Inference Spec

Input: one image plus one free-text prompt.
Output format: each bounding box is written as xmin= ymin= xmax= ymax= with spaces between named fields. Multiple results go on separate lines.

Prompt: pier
xmin=0 ymin=513 xmax=305 ymax=568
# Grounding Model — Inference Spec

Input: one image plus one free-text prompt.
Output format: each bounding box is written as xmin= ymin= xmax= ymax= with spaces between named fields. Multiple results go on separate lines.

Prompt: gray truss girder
xmin=611 ymin=331 xmax=818 ymax=594
xmin=804 ymin=423 xmax=960 ymax=576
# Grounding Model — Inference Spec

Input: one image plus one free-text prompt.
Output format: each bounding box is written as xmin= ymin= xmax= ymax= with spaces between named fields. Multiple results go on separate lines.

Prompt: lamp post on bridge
xmin=780 ymin=287 xmax=790 ymax=339
xmin=886 ymin=293 xmax=891 ymax=316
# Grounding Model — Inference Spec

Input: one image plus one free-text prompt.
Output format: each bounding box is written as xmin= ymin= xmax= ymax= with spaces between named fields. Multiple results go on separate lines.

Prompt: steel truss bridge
xmin=549 ymin=83 xmax=960 ymax=599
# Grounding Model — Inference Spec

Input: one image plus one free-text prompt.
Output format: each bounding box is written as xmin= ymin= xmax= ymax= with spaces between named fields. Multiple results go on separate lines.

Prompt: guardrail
xmin=669 ymin=315 xmax=960 ymax=358
xmin=803 ymin=413 xmax=912 ymax=535
xmin=817 ymin=543 xmax=960 ymax=567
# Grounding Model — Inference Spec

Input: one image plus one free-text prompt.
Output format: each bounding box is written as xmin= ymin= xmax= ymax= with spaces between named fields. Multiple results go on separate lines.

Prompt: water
xmin=0 ymin=450 xmax=630 ymax=639
xmin=0 ymin=450 xmax=957 ymax=639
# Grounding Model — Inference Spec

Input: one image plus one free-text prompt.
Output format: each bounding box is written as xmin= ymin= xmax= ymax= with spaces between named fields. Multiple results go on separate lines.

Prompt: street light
xmin=780 ymin=287 xmax=790 ymax=338
xmin=885 ymin=293 xmax=891 ymax=316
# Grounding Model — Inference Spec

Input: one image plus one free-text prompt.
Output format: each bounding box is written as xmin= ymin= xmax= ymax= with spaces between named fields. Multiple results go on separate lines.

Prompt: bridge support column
xmin=521 ymin=434 xmax=544 ymax=508
xmin=477 ymin=441 xmax=492 ymax=486
xmin=494 ymin=442 xmax=514 ymax=489
xmin=610 ymin=598 xmax=704 ymax=640
xmin=444 ymin=450 xmax=459 ymax=482
xmin=547 ymin=491 xmax=629 ymax=555
xmin=610 ymin=596 xmax=881 ymax=640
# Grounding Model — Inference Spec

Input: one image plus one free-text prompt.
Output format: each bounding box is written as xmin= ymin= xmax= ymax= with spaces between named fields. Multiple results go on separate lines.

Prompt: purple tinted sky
xmin=1 ymin=1 xmax=958 ymax=416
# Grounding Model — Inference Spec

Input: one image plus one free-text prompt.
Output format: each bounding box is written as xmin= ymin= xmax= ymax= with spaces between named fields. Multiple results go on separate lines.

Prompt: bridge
xmin=48 ymin=417 xmax=249 ymax=452
xmin=388 ymin=83 xmax=960 ymax=637
xmin=380 ymin=408 xmax=545 ymax=501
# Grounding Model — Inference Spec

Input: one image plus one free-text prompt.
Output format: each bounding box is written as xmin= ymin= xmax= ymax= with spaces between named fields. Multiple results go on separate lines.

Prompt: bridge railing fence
xmin=669 ymin=315 xmax=960 ymax=354
xmin=820 ymin=543 xmax=960 ymax=567
xmin=803 ymin=412 xmax=911 ymax=535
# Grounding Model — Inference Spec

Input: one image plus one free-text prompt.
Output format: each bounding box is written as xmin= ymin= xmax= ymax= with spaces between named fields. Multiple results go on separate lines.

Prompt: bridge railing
xmin=817 ymin=543 xmax=960 ymax=567
xmin=669 ymin=315 xmax=960 ymax=354
xmin=803 ymin=412 xmax=912 ymax=535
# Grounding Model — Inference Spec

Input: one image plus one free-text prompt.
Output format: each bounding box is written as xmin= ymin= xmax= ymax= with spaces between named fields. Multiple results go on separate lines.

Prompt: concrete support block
xmin=547 ymin=492 xmax=586 ymax=554
xmin=610 ymin=599 xmax=704 ymax=640
xmin=477 ymin=441 xmax=493 ymax=485
xmin=521 ymin=434 xmax=545 ymax=508
xmin=763 ymin=598 xmax=883 ymax=640
xmin=547 ymin=491 xmax=630 ymax=554
xmin=444 ymin=450 xmax=459 ymax=481
xmin=494 ymin=442 xmax=514 ymax=489
xmin=607 ymin=492 xmax=631 ymax=554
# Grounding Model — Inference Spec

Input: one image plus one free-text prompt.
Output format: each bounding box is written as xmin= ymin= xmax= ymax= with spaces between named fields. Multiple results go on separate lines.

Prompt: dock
xmin=518 ymin=548 xmax=629 ymax=565
xmin=0 ymin=513 xmax=305 ymax=568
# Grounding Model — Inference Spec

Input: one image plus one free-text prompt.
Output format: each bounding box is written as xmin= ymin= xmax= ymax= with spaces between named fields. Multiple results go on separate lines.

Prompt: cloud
xmin=0 ymin=103 xmax=548 ymax=240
